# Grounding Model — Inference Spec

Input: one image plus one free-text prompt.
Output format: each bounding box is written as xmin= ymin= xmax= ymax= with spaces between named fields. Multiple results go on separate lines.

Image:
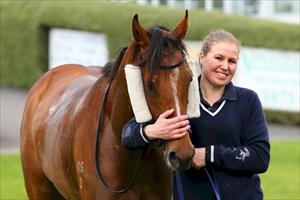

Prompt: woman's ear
xmin=199 ymin=51 xmax=205 ymax=65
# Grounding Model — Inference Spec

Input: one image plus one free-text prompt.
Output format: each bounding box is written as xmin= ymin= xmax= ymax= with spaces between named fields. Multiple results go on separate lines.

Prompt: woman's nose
xmin=220 ymin=60 xmax=229 ymax=70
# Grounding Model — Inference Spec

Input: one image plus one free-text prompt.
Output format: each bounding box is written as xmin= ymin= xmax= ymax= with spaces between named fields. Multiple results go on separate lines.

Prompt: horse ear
xmin=132 ymin=14 xmax=149 ymax=47
xmin=172 ymin=10 xmax=188 ymax=40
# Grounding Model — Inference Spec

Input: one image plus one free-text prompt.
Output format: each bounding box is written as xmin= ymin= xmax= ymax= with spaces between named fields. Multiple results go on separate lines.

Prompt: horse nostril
xmin=168 ymin=151 xmax=181 ymax=170
xmin=169 ymin=151 xmax=176 ymax=160
xmin=167 ymin=150 xmax=194 ymax=171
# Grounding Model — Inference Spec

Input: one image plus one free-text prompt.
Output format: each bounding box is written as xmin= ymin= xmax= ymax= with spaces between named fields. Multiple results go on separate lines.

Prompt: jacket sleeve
xmin=207 ymin=92 xmax=270 ymax=174
xmin=122 ymin=118 xmax=152 ymax=149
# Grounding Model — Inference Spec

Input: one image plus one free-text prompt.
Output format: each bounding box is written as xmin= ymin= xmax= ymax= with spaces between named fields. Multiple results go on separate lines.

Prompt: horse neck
xmin=90 ymin=44 xmax=173 ymax=194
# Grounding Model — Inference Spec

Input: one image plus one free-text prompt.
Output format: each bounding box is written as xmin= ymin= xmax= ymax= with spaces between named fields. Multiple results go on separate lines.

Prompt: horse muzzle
xmin=165 ymin=147 xmax=195 ymax=171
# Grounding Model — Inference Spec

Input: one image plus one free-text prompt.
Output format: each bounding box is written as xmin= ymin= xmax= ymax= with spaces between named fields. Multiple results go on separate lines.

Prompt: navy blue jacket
xmin=122 ymin=82 xmax=270 ymax=200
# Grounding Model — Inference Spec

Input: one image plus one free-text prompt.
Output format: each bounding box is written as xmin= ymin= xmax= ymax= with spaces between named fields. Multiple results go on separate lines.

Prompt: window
xmin=244 ymin=0 xmax=258 ymax=14
xmin=213 ymin=0 xmax=223 ymax=10
xmin=275 ymin=0 xmax=299 ymax=14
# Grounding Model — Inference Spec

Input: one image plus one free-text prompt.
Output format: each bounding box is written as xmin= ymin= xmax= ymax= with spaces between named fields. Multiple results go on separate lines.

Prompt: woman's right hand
xmin=144 ymin=108 xmax=190 ymax=140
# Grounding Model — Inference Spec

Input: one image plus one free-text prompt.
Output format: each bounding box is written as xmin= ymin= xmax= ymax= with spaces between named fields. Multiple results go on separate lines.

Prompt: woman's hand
xmin=192 ymin=148 xmax=206 ymax=169
xmin=144 ymin=108 xmax=190 ymax=140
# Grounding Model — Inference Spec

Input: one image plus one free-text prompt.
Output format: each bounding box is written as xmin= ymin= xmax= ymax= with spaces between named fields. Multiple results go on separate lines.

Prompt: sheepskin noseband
xmin=125 ymin=64 xmax=152 ymax=123
xmin=186 ymin=58 xmax=201 ymax=118
xmin=125 ymin=62 xmax=200 ymax=123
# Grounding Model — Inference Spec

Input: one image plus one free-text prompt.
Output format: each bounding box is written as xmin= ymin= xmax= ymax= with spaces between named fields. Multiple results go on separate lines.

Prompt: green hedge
xmin=1 ymin=1 xmax=299 ymax=125
xmin=264 ymin=109 xmax=300 ymax=126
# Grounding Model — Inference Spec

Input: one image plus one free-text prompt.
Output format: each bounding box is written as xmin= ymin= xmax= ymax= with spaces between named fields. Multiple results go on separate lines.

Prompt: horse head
xmin=125 ymin=10 xmax=200 ymax=171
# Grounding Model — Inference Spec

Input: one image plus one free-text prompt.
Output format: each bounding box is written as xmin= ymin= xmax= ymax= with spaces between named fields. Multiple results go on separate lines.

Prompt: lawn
xmin=261 ymin=141 xmax=300 ymax=200
xmin=0 ymin=141 xmax=299 ymax=200
xmin=0 ymin=154 xmax=27 ymax=200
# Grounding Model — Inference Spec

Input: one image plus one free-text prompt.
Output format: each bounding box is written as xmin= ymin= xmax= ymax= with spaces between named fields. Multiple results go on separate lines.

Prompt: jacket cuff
xmin=205 ymin=145 xmax=214 ymax=164
xmin=139 ymin=124 xmax=152 ymax=143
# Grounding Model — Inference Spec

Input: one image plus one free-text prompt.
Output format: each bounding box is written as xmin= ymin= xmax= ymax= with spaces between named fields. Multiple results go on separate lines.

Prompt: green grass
xmin=261 ymin=141 xmax=300 ymax=200
xmin=0 ymin=154 xmax=27 ymax=200
xmin=0 ymin=141 xmax=299 ymax=199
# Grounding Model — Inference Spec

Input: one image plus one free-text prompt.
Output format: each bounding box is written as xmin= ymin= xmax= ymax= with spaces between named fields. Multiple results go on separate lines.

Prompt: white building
xmin=135 ymin=0 xmax=300 ymax=24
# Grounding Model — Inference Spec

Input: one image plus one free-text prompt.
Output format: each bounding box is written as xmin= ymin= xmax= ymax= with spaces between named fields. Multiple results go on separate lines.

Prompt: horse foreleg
xmin=21 ymin=135 xmax=65 ymax=200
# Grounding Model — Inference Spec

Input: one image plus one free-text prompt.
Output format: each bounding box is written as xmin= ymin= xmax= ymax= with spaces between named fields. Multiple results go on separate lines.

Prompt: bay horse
xmin=20 ymin=11 xmax=199 ymax=199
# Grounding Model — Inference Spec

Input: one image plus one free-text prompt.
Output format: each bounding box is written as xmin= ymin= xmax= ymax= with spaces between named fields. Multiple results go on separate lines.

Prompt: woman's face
xmin=199 ymin=41 xmax=239 ymax=88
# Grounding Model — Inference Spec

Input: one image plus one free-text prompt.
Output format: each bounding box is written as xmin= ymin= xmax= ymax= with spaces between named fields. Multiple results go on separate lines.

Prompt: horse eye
xmin=147 ymin=81 xmax=155 ymax=91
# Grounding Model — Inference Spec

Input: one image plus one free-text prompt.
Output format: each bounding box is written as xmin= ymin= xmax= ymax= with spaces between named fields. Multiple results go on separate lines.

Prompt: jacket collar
xmin=222 ymin=82 xmax=237 ymax=101
xmin=198 ymin=76 xmax=237 ymax=103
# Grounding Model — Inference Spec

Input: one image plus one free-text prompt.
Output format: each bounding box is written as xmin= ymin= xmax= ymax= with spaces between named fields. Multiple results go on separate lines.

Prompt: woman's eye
xmin=229 ymin=60 xmax=237 ymax=64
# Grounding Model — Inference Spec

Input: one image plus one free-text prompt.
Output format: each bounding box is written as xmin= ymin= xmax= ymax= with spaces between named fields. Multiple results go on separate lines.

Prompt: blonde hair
xmin=201 ymin=30 xmax=241 ymax=55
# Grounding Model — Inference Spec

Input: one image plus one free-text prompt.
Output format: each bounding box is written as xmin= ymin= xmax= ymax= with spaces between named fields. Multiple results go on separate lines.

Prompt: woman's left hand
xmin=192 ymin=148 xmax=206 ymax=169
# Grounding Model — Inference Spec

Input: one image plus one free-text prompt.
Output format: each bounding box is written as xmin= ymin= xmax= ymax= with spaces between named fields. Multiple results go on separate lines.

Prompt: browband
xmin=160 ymin=58 xmax=186 ymax=70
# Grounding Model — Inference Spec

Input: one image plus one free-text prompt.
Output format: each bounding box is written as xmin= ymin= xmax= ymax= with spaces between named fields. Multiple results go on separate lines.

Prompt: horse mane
xmin=103 ymin=47 xmax=128 ymax=80
xmin=103 ymin=26 xmax=187 ymax=80
xmin=146 ymin=26 xmax=187 ymax=74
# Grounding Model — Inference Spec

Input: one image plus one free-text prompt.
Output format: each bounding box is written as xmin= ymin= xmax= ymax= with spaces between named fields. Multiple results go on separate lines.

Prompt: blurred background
xmin=0 ymin=0 xmax=299 ymax=199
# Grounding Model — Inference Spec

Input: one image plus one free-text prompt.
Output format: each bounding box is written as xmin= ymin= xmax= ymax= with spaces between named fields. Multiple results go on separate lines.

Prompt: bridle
xmin=161 ymin=57 xmax=186 ymax=70
xmin=160 ymin=51 xmax=187 ymax=70
xmin=137 ymin=50 xmax=187 ymax=71
xmin=94 ymin=49 xmax=188 ymax=194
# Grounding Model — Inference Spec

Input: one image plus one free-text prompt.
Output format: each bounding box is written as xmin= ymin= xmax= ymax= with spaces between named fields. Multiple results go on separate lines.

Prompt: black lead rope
xmin=94 ymin=80 xmax=144 ymax=194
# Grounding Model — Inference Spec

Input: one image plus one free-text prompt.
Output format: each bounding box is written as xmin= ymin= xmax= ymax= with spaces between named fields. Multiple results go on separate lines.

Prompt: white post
xmin=151 ymin=0 xmax=160 ymax=6
xmin=184 ymin=0 xmax=193 ymax=9
xmin=167 ymin=0 xmax=177 ymax=8
xmin=136 ymin=0 xmax=147 ymax=5
xmin=204 ymin=0 xmax=213 ymax=12
xmin=223 ymin=0 xmax=233 ymax=14
xmin=258 ymin=0 xmax=274 ymax=18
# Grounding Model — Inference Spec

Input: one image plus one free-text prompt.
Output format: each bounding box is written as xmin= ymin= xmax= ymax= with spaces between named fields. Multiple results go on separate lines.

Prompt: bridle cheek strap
xmin=187 ymin=58 xmax=201 ymax=118
xmin=125 ymin=64 xmax=152 ymax=123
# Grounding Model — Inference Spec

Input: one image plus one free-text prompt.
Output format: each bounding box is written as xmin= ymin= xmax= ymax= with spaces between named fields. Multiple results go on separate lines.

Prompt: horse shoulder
xmin=24 ymin=64 xmax=90 ymax=133
xmin=21 ymin=64 xmax=104 ymax=197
